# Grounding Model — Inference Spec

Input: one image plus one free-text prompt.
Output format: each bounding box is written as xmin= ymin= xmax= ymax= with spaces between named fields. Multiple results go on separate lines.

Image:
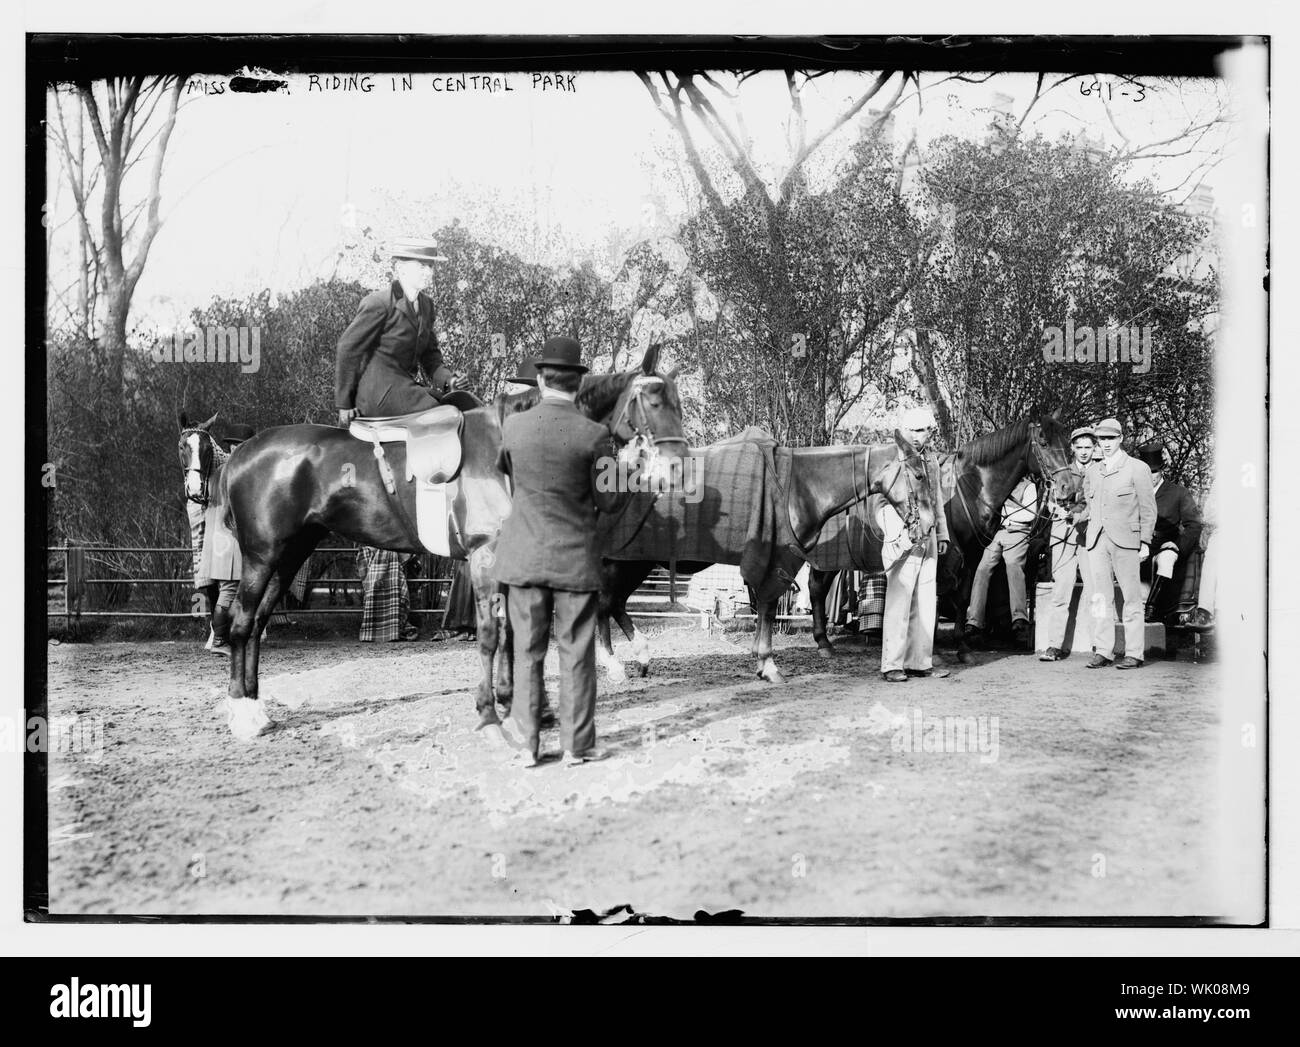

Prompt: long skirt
xmin=358 ymin=547 xmax=412 ymax=642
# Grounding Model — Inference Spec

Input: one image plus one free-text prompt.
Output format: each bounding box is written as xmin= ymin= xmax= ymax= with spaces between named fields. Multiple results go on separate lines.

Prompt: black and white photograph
xmin=24 ymin=30 xmax=1269 ymax=928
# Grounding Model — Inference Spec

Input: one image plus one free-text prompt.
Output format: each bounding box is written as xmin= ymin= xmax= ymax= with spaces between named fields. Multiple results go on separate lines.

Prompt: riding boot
xmin=1144 ymin=577 xmax=1165 ymax=623
xmin=210 ymin=604 xmax=232 ymax=653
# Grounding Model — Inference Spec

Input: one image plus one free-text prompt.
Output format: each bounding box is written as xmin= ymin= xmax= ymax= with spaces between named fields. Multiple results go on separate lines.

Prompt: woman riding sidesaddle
xmin=335 ymin=237 xmax=482 ymax=425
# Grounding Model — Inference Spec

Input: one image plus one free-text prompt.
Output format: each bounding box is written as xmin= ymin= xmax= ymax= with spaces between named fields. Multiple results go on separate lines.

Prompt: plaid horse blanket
xmin=804 ymin=497 xmax=887 ymax=573
xmin=602 ymin=428 xmax=799 ymax=586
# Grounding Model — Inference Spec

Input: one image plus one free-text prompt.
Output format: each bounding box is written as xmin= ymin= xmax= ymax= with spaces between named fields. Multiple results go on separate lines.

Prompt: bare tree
xmin=50 ymin=76 xmax=189 ymax=391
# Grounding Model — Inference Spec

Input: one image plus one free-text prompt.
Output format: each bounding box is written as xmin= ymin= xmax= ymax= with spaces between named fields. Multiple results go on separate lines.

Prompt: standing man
xmin=1083 ymin=418 xmax=1157 ymax=669
xmin=878 ymin=406 xmax=951 ymax=682
xmin=492 ymin=337 xmax=621 ymax=767
xmin=1040 ymin=426 xmax=1098 ymax=661
xmin=335 ymin=237 xmax=473 ymax=424
xmin=1135 ymin=439 xmax=1204 ymax=623
xmin=965 ymin=475 xmax=1038 ymax=648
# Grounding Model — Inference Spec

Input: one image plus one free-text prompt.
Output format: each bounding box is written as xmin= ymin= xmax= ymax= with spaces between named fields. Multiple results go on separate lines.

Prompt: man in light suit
xmin=1083 ymin=417 xmax=1157 ymax=669
xmin=492 ymin=337 xmax=621 ymax=767
xmin=878 ymin=405 xmax=951 ymax=682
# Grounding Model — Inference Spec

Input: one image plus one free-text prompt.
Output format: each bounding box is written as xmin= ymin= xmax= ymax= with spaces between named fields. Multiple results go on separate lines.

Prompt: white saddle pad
xmin=415 ymin=481 xmax=450 ymax=556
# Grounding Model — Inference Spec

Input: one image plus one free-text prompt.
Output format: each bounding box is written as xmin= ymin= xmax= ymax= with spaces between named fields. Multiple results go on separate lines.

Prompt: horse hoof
xmin=605 ymin=663 xmax=628 ymax=685
xmin=817 ymin=645 xmax=835 ymax=658
xmin=479 ymin=723 xmax=507 ymax=748
xmin=956 ymin=650 xmax=974 ymax=665
xmin=758 ymin=665 xmax=786 ymax=684
xmin=220 ymin=698 xmax=275 ymax=741
xmin=636 ymin=663 xmax=649 ymax=678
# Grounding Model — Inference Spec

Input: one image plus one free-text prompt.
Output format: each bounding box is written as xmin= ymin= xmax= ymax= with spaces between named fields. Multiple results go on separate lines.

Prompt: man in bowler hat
xmin=492 ymin=336 xmax=621 ymax=767
xmin=335 ymin=237 xmax=474 ymax=424
xmin=1082 ymin=417 xmax=1157 ymax=669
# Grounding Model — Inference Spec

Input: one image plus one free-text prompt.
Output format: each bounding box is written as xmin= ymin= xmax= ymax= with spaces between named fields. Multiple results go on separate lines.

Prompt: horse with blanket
xmin=597 ymin=427 xmax=937 ymax=683
xmin=805 ymin=413 xmax=1078 ymax=661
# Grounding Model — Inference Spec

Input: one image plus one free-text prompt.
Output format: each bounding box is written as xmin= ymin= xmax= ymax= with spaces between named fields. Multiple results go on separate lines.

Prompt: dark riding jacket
xmin=335 ymin=281 xmax=453 ymax=414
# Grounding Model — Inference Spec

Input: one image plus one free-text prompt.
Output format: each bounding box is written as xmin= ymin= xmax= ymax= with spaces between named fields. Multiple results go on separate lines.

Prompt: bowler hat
xmin=506 ymin=359 xmax=538 ymax=386
xmin=389 ymin=237 xmax=448 ymax=263
xmin=534 ymin=336 xmax=588 ymax=373
xmin=1135 ymin=438 xmax=1165 ymax=471
xmin=1094 ymin=417 xmax=1123 ymax=437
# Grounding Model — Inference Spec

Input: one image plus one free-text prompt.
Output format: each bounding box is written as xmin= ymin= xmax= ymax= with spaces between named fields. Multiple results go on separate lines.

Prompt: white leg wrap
xmin=220 ymin=697 xmax=274 ymax=741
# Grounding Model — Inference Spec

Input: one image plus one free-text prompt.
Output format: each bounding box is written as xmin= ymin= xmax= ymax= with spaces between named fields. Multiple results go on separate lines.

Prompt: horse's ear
xmin=199 ymin=412 xmax=218 ymax=431
xmin=641 ymin=342 xmax=662 ymax=376
xmin=894 ymin=428 xmax=915 ymax=455
xmin=666 ymin=365 xmax=680 ymax=381
xmin=178 ymin=411 xmax=188 ymax=430
xmin=1049 ymin=407 xmax=1063 ymax=422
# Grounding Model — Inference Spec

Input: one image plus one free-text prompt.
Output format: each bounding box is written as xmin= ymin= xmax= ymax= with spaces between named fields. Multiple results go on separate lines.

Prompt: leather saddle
xmin=349 ymin=405 xmax=465 ymax=484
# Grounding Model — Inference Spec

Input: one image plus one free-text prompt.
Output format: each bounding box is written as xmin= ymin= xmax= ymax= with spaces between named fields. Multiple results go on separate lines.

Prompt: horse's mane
xmin=575 ymin=372 xmax=632 ymax=420
xmin=962 ymin=417 xmax=1033 ymax=466
xmin=961 ymin=413 xmax=1068 ymax=465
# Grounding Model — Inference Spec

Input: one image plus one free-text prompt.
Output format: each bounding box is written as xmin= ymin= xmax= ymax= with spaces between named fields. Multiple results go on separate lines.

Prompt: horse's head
xmin=881 ymin=429 xmax=938 ymax=545
xmin=177 ymin=411 xmax=220 ymax=503
xmin=579 ymin=343 xmax=689 ymax=491
xmin=1030 ymin=409 xmax=1079 ymax=505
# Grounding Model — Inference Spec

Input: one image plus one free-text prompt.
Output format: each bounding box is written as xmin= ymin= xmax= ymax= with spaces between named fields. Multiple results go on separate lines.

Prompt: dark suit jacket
xmin=1153 ymin=478 xmax=1203 ymax=559
xmin=492 ymin=396 xmax=620 ymax=592
xmin=335 ymin=281 xmax=451 ymax=413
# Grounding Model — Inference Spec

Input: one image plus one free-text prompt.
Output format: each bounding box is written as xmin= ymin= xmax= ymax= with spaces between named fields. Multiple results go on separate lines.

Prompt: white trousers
xmin=1045 ymin=520 xmax=1093 ymax=651
xmin=880 ymin=534 xmax=938 ymax=673
xmin=1089 ymin=534 xmax=1145 ymax=660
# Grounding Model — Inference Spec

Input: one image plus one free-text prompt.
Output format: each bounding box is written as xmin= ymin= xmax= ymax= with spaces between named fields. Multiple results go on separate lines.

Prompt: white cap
xmin=901 ymin=405 xmax=936 ymax=430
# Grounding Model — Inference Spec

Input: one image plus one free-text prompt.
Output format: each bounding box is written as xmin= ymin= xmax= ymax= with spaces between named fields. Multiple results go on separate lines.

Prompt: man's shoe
xmin=881 ymin=669 xmax=909 ymax=683
xmin=905 ymin=667 xmax=950 ymax=679
xmin=1114 ymin=657 xmax=1143 ymax=670
xmin=1011 ymin=620 xmax=1030 ymax=645
xmin=561 ymin=748 xmax=610 ymax=767
xmin=965 ymin=625 xmax=984 ymax=649
xmin=1039 ymin=647 xmax=1066 ymax=661
xmin=1086 ymin=654 xmax=1114 ymax=668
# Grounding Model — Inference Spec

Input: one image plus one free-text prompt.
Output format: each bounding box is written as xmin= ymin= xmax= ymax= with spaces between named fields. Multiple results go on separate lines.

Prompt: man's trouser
xmin=966 ymin=527 xmax=1031 ymax=628
xmin=1089 ymin=532 xmax=1145 ymax=660
xmin=881 ymin=534 xmax=938 ymax=674
xmin=508 ymin=584 xmax=598 ymax=760
xmin=1046 ymin=520 xmax=1092 ymax=651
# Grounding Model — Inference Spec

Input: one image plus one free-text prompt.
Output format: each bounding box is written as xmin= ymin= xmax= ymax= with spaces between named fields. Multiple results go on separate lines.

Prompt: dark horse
xmin=597 ymin=431 xmax=937 ymax=685
xmin=806 ymin=413 xmax=1078 ymax=662
xmin=218 ymin=344 xmax=686 ymax=739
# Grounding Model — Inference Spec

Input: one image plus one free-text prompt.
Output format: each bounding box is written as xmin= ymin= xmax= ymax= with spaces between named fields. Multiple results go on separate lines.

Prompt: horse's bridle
xmin=874 ymin=449 xmax=929 ymax=546
xmin=179 ymin=428 xmax=229 ymax=506
xmin=607 ymin=375 xmax=690 ymax=455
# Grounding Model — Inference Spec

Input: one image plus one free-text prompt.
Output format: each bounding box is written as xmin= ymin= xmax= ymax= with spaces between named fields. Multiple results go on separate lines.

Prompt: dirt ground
xmin=43 ymin=622 xmax=1230 ymax=920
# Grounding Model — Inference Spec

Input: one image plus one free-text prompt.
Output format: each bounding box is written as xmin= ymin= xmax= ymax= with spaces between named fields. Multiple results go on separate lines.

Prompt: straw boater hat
xmin=533 ymin=336 xmax=588 ymax=373
xmin=388 ymin=237 xmax=448 ymax=263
